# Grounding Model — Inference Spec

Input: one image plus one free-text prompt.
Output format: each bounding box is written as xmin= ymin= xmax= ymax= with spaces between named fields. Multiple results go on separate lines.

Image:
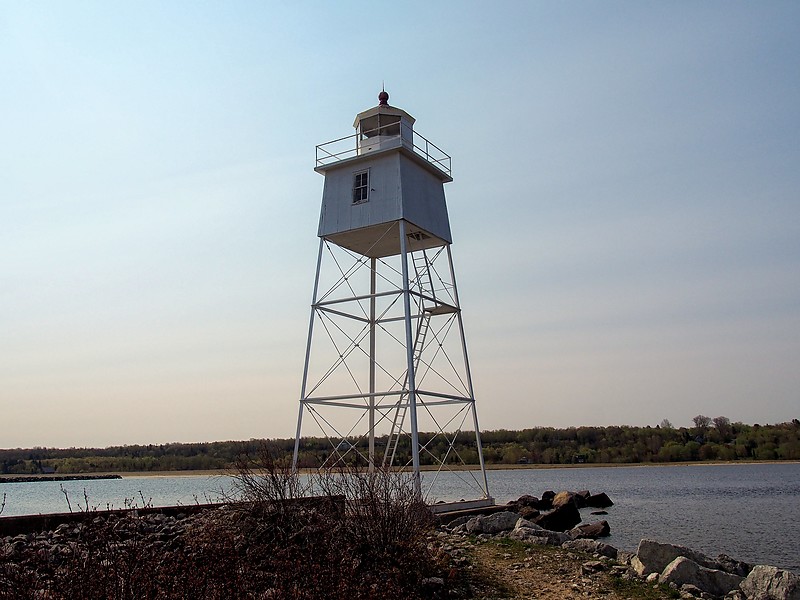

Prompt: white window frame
xmin=352 ymin=169 xmax=370 ymax=205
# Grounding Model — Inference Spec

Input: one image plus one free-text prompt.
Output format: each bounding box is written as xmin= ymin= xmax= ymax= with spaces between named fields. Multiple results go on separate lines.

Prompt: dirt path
xmin=442 ymin=533 xmax=678 ymax=600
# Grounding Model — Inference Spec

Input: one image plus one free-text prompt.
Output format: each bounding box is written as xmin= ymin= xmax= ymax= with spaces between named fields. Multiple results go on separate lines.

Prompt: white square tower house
xmin=316 ymin=94 xmax=453 ymax=258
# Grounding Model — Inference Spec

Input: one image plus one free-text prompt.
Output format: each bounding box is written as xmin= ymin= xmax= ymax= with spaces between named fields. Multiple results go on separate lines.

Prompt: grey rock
xmin=465 ymin=511 xmax=520 ymax=535
xmin=515 ymin=518 xmax=544 ymax=531
xmin=568 ymin=520 xmax=610 ymax=539
xmin=636 ymin=539 xmax=722 ymax=576
xmin=523 ymin=535 xmax=549 ymax=546
xmin=632 ymin=555 xmax=648 ymax=577
xmin=562 ymin=538 xmax=618 ymax=559
xmin=421 ymin=576 xmax=445 ymax=588
xmin=616 ymin=550 xmax=635 ymax=565
xmin=507 ymin=526 xmax=568 ymax=546
xmin=717 ymin=553 xmax=753 ymax=577
xmin=681 ymin=583 xmax=704 ymax=596
xmin=659 ymin=556 xmax=743 ymax=598
xmin=447 ymin=515 xmax=472 ymax=529
xmin=740 ymin=565 xmax=800 ymax=600
xmin=581 ymin=560 xmax=606 ymax=575
xmin=539 ymin=529 xmax=571 ymax=546
xmin=506 ymin=528 xmax=539 ymax=542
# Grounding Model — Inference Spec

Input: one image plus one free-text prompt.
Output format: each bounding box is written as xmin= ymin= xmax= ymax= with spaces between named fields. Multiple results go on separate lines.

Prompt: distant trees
xmin=693 ymin=415 xmax=712 ymax=430
xmin=2 ymin=418 xmax=799 ymax=473
xmin=712 ymin=416 xmax=732 ymax=442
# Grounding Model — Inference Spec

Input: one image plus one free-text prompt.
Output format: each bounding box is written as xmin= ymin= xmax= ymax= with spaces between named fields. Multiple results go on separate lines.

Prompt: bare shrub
xmin=227 ymin=442 xmax=441 ymax=598
xmin=0 ymin=443 xmax=443 ymax=599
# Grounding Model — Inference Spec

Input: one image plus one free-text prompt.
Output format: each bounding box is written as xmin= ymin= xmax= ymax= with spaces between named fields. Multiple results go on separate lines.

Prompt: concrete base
xmin=428 ymin=497 xmax=495 ymax=514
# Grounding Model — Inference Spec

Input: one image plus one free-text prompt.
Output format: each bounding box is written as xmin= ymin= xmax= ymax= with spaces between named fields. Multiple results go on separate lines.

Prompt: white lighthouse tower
xmin=293 ymin=91 xmax=490 ymax=503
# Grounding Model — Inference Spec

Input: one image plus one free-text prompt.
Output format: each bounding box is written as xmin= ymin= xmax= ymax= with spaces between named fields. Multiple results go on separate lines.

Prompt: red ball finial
xmin=378 ymin=90 xmax=389 ymax=106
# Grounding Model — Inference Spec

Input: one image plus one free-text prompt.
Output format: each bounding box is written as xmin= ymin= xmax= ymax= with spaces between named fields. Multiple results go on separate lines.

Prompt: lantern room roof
xmin=353 ymin=95 xmax=416 ymax=129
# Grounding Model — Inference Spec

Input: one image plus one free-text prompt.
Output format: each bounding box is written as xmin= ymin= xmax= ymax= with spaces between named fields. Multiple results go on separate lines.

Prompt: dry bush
xmin=0 ymin=444 xmax=444 ymax=599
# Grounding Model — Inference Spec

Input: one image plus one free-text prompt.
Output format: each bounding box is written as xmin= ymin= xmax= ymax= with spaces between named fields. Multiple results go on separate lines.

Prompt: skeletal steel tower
xmin=292 ymin=91 xmax=490 ymax=503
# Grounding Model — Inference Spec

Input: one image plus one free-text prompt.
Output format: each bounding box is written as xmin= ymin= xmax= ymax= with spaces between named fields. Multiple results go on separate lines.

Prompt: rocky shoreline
xmin=437 ymin=489 xmax=799 ymax=599
xmin=2 ymin=490 xmax=798 ymax=599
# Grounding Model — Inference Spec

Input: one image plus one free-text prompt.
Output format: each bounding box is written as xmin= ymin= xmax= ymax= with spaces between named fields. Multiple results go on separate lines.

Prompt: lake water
xmin=2 ymin=463 xmax=798 ymax=573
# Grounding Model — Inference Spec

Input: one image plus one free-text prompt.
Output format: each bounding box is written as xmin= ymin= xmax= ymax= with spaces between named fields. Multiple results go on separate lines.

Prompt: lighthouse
xmin=293 ymin=91 xmax=490 ymax=503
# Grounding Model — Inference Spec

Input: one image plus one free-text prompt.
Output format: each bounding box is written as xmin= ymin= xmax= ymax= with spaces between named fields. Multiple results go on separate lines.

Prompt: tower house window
xmin=352 ymin=170 xmax=369 ymax=204
xmin=360 ymin=114 xmax=401 ymax=139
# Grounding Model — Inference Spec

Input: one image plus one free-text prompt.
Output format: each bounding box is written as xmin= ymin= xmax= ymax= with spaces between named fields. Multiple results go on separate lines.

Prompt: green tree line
xmin=2 ymin=417 xmax=798 ymax=475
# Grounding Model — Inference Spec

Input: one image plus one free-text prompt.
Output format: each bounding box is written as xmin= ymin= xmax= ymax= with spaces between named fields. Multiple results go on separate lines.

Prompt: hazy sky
xmin=2 ymin=1 xmax=799 ymax=449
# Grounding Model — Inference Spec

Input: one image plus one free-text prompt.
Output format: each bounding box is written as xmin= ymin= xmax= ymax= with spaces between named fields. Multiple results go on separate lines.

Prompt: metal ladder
xmin=384 ymin=250 xmax=435 ymax=467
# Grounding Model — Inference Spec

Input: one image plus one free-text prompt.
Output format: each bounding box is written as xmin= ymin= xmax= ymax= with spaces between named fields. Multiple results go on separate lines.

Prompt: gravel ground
xmin=436 ymin=531 xmax=680 ymax=600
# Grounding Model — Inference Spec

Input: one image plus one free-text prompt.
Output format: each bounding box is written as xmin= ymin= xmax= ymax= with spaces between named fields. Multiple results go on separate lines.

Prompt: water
xmin=477 ymin=463 xmax=800 ymax=573
xmin=0 ymin=475 xmax=233 ymax=516
xmin=2 ymin=463 xmax=798 ymax=572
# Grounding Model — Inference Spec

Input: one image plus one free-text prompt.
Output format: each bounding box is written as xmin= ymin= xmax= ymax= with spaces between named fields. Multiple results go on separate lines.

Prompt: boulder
xmin=515 ymin=518 xmax=543 ymax=531
xmin=519 ymin=506 xmax=540 ymax=520
xmin=575 ymin=490 xmax=591 ymax=508
xmin=533 ymin=501 xmax=581 ymax=532
xmin=740 ymin=565 xmax=800 ymax=600
xmin=568 ymin=521 xmax=610 ymax=540
xmin=446 ymin=515 xmax=472 ymax=529
xmin=680 ymin=583 xmax=704 ymax=597
xmin=562 ymin=538 xmax=618 ymax=559
xmin=539 ymin=490 xmax=555 ymax=510
xmin=635 ymin=539 xmax=721 ymax=576
xmin=586 ymin=492 xmax=614 ymax=508
xmin=617 ymin=550 xmax=635 ymax=566
xmin=512 ymin=518 xmax=569 ymax=545
xmin=716 ymin=553 xmax=752 ymax=578
xmin=516 ymin=494 xmax=541 ymax=508
xmin=465 ymin=511 xmax=520 ymax=535
xmin=658 ymin=556 xmax=743 ymax=598
xmin=508 ymin=526 xmax=569 ymax=546
xmin=552 ymin=491 xmax=576 ymax=509
xmin=506 ymin=529 xmax=550 ymax=545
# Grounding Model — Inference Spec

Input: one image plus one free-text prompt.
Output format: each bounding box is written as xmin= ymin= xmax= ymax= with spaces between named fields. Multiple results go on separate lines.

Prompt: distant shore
xmin=3 ymin=459 xmax=796 ymax=481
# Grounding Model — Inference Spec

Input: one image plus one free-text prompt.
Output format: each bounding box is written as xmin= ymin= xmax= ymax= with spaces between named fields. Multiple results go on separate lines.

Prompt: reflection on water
xmin=440 ymin=463 xmax=800 ymax=573
xmin=2 ymin=463 xmax=798 ymax=572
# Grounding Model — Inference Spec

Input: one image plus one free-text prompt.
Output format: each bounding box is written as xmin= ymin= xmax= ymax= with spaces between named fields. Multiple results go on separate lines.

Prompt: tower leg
xmin=368 ymin=257 xmax=376 ymax=472
xmin=293 ymin=238 xmax=325 ymax=471
xmin=446 ymin=245 xmax=490 ymax=498
xmin=399 ymin=220 xmax=422 ymax=497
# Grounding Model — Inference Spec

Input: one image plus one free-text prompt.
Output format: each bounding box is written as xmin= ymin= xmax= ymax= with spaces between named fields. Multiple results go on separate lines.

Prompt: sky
xmin=1 ymin=1 xmax=799 ymax=449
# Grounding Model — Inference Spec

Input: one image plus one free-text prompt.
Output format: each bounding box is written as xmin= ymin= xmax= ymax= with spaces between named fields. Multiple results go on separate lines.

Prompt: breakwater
xmin=0 ymin=474 xmax=121 ymax=484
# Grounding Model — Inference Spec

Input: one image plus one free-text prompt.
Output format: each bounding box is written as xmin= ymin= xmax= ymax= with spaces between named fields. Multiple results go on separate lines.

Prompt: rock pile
xmin=439 ymin=491 xmax=800 ymax=600
xmin=1 ymin=510 xmax=195 ymax=571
